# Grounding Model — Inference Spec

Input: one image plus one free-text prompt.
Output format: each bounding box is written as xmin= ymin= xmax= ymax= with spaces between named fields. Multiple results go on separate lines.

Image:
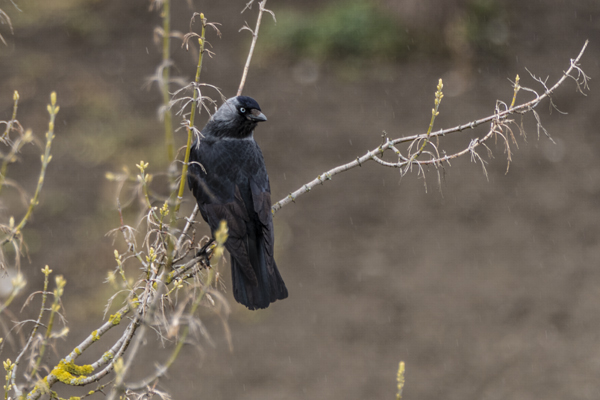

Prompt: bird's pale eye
xmin=239 ymin=107 xmax=246 ymax=113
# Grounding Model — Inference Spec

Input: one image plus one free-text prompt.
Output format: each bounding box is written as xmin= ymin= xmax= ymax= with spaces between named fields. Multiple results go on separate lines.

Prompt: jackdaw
xmin=188 ymin=96 xmax=288 ymax=310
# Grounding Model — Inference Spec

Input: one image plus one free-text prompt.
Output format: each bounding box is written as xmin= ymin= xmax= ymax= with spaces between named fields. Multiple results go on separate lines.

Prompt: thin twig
xmin=11 ymin=268 xmax=52 ymax=397
xmin=237 ymin=0 xmax=275 ymax=96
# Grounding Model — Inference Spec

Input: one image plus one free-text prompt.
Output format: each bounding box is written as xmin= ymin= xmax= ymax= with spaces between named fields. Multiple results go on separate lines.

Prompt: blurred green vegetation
xmin=262 ymin=1 xmax=409 ymax=62
xmin=464 ymin=0 xmax=509 ymax=56
xmin=262 ymin=0 xmax=509 ymax=63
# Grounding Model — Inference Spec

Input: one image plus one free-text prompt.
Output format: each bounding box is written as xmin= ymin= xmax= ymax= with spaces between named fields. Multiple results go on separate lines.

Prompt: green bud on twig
xmin=41 ymin=265 xmax=52 ymax=276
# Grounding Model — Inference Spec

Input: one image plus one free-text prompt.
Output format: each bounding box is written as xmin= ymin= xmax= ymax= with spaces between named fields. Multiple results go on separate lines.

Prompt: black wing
xmin=188 ymin=138 xmax=259 ymax=285
xmin=188 ymin=138 xmax=287 ymax=309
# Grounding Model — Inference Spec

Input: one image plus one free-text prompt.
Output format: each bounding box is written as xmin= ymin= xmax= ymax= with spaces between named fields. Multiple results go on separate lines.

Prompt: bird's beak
xmin=248 ymin=109 xmax=267 ymax=122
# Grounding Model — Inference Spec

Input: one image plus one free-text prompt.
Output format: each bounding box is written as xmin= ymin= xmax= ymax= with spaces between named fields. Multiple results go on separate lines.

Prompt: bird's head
xmin=204 ymin=96 xmax=267 ymax=139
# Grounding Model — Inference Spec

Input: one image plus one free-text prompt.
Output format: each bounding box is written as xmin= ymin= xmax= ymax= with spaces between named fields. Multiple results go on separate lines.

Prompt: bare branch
xmin=272 ymin=41 xmax=590 ymax=213
xmin=237 ymin=0 xmax=273 ymax=96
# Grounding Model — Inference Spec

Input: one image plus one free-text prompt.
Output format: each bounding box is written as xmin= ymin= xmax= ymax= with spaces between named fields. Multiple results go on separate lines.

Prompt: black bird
xmin=188 ymin=96 xmax=288 ymax=310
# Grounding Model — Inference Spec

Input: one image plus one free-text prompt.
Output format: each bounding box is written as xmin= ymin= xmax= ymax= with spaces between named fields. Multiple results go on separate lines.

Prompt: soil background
xmin=1 ymin=0 xmax=600 ymax=399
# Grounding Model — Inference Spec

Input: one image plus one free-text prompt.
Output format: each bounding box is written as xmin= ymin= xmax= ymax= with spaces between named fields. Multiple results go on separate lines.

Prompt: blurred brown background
xmin=1 ymin=0 xmax=599 ymax=399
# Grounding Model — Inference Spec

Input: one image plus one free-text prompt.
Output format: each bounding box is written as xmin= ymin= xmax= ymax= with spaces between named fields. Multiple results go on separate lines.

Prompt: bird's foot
xmin=196 ymin=239 xmax=216 ymax=266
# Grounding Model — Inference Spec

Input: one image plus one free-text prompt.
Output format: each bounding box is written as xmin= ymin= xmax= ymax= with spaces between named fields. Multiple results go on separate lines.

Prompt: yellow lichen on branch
xmin=50 ymin=360 xmax=94 ymax=386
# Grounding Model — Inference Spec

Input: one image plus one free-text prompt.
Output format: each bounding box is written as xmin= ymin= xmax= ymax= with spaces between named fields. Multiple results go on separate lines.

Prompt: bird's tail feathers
xmin=231 ymin=236 xmax=287 ymax=310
